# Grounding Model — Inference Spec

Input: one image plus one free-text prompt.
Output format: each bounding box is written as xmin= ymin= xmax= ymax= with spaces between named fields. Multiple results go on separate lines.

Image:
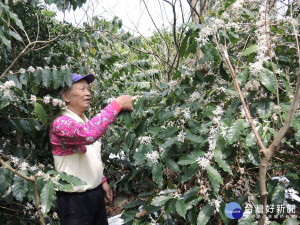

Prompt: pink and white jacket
xmin=49 ymin=101 xmax=121 ymax=192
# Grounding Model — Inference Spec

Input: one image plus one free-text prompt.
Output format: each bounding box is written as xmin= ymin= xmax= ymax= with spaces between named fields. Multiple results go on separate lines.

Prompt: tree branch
xmin=0 ymin=157 xmax=46 ymax=225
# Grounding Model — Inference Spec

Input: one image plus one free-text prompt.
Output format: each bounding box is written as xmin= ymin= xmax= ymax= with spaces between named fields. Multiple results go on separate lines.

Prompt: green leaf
xmin=8 ymin=11 xmax=24 ymax=30
xmin=33 ymin=103 xmax=47 ymax=125
xmin=179 ymin=35 xmax=188 ymax=57
xmin=258 ymin=69 xmax=276 ymax=94
xmin=12 ymin=175 xmax=28 ymax=202
xmin=186 ymin=132 xmax=203 ymax=144
xmin=244 ymin=148 xmax=260 ymax=166
xmin=121 ymin=209 xmax=138 ymax=223
xmin=0 ymin=98 xmax=10 ymax=110
xmin=271 ymin=184 xmax=285 ymax=206
xmin=34 ymin=69 xmax=42 ymax=85
xmin=0 ymin=29 xmax=11 ymax=48
xmin=280 ymin=74 xmax=293 ymax=94
xmin=148 ymin=127 xmax=163 ymax=135
xmin=238 ymin=212 xmax=254 ymax=225
xmin=227 ymin=119 xmax=245 ymax=144
xmin=197 ymin=203 xmax=214 ymax=225
xmin=214 ymin=150 xmax=233 ymax=175
xmin=161 ymin=137 xmax=178 ymax=148
xmin=176 ymin=199 xmax=187 ymax=218
xmin=19 ymin=119 xmax=31 ymax=134
xmin=58 ymin=184 xmax=74 ymax=191
xmin=241 ymin=45 xmax=258 ymax=56
xmin=52 ymin=69 xmax=61 ymax=90
xmin=40 ymin=180 xmax=55 ymax=215
xmin=157 ymin=127 xmax=179 ymax=139
xmin=134 ymin=97 xmax=145 ymax=115
xmin=246 ymin=128 xmax=260 ymax=147
xmin=42 ymin=69 xmax=52 ymax=88
xmin=163 ymin=158 xmax=180 ymax=172
xmin=8 ymin=29 xmax=22 ymax=41
xmin=283 ymin=218 xmax=299 ymax=225
xmin=181 ymin=164 xmax=198 ymax=183
xmin=122 ymin=111 xmax=132 ymax=128
xmin=59 ymin=172 xmax=87 ymax=186
xmin=123 ymin=200 xmax=145 ymax=209
xmin=178 ymin=154 xmax=196 ymax=165
xmin=151 ymin=195 xmax=173 ymax=206
xmin=206 ymin=165 xmax=223 ymax=193
xmin=62 ymin=68 xmax=73 ymax=87
xmin=183 ymin=186 xmax=200 ymax=202
xmin=152 ymin=163 xmax=163 ymax=187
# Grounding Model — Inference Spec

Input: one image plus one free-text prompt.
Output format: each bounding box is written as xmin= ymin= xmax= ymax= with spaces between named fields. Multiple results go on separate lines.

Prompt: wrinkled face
xmin=62 ymin=79 xmax=91 ymax=113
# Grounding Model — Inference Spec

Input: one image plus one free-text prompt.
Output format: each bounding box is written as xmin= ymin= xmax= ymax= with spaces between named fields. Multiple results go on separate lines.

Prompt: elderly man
xmin=49 ymin=73 xmax=133 ymax=225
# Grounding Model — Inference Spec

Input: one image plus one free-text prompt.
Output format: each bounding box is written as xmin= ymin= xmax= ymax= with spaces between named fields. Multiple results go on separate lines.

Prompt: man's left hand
xmin=102 ymin=182 xmax=113 ymax=203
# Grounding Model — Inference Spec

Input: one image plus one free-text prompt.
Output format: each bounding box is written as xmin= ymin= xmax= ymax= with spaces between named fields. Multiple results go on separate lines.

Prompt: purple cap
xmin=58 ymin=73 xmax=95 ymax=93
xmin=72 ymin=73 xmax=95 ymax=84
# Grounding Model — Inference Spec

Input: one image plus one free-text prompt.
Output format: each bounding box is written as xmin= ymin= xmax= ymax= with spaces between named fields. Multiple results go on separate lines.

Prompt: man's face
xmin=63 ymin=79 xmax=91 ymax=112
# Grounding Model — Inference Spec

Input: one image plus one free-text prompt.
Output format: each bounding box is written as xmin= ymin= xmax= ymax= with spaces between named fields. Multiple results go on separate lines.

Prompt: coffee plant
xmin=0 ymin=0 xmax=300 ymax=225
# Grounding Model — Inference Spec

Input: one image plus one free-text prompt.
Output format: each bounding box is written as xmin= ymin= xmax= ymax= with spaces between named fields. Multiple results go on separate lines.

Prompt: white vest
xmin=53 ymin=108 xmax=103 ymax=192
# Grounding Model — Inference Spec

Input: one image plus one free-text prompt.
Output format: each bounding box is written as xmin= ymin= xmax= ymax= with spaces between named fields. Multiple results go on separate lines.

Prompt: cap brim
xmin=79 ymin=74 xmax=95 ymax=84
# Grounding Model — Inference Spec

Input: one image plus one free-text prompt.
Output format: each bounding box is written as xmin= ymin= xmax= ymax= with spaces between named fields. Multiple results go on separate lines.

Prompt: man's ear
xmin=62 ymin=91 xmax=70 ymax=103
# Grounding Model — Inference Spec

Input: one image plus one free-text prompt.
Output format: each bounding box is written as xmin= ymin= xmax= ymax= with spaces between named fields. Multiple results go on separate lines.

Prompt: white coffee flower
xmin=146 ymin=151 xmax=160 ymax=164
xmin=30 ymin=95 xmax=37 ymax=103
xmin=3 ymin=80 xmax=16 ymax=89
xmin=177 ymin=130 xmax=186 ymax=143
xmin=19 ymin=161 xmax=29 ymax=171
xmin=27 ymin=66 xmax=35 ymax=73
xmin=182 ymin=108 xmax=191 ymax=120
xmin=19 ymin=68 xmax=26 ymax=74
xmin=43 ymin=96 xmax=51 ymax=104
xmin=196 ymin=157 xmax=210 ymax=169
xmin=52 ymin=98 xmax=60 ymax=106
xmin=173 ymin=107 xmax=181 ymax=117
xmin=138 ymin=136 xmax=153 ymax=144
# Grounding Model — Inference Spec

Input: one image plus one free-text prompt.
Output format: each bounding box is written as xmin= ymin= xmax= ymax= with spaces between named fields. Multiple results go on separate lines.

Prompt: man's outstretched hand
xmin=102 ymin=182 xmax=113 ymax=203
xmin=115 ymin=95 xmax=134 ymax=111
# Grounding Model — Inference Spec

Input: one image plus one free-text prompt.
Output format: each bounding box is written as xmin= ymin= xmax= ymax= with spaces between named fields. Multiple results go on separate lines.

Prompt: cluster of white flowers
xmin=30 ymin=95 xmax=37 ymax=103
xmin=196 ymin=26 xmax=214 ymax=46
xmin=172 ymin=191 xmax=183 ymax=199
xmin=196 ymin=151 xmax=213 ymax=169
xmin=52 ymin=98 xmax=66 ymax=109
xmin=43 ymin=96 xmax=51 ymax=104
xmin=212 ymin=105 xmax=224 ymax=126
xmin=24 ymin=202 xmax=34 ymax=211
xmin=146 ymin=151 xmax=160 ymax=164
xmin=137 ymin=81 xmax=150 ymax=89
xmin=167 ymin=80 xmax=177 ymax=90
xmin=209 ymin=196 xmax=223 ymax=213
xmin=138 ymin=135 xmax=153 ymax=144
xmin=19 ymin=68 xmax=26 ymax=74
xmin=244 ymin=79 xmax=260 ymax=92
xmin=19 ymin=161 xmax=29 ymax=171
xmin=0 ymin=80 xmax=16 ymax=91
xmin=231 ymin=0 xmax=244 ymax=11
xmin=177 ymin=129 xmax=186 ymax=143
xmin=27 ymin=66 xmax=35 ymax=73
xmin=250 ymin=4 xmax=275 ymax=75
xmin=5 ymin=0 xmax=27 ymax=5
xmin=196 ymin=156 xmax=210 ymax=169
xmin=182 ymin=108 xmax=191 ymax=120
xmin=106 ymin=97 xmax=115 ymax=104
xmin=173 ymin=107 xmax=182 ymax=117
xmin=188 ymin=91 xmax=201 ymax=102
xmin=173 ymin=107 xmax=191 ymax=120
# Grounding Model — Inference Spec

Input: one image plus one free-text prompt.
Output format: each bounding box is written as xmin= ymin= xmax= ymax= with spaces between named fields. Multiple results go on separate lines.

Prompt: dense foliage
xmin=0 ymin=0 xmax=300 ymax=225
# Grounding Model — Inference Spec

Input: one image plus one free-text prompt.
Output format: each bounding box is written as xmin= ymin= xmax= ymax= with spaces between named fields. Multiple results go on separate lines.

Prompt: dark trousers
xmin=56 ymin=185 xmax=108 ymax=225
